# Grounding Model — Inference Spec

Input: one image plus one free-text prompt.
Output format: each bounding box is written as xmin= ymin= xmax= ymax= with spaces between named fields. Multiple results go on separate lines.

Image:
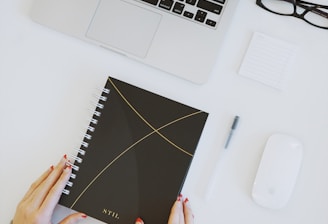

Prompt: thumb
xmin=59 ymin=213 xmax=87 ymax=224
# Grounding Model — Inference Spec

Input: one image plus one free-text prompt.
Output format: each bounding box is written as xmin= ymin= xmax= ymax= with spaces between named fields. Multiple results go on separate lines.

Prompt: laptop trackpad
xmin=86 ymin=0 xmax=161 ymax=58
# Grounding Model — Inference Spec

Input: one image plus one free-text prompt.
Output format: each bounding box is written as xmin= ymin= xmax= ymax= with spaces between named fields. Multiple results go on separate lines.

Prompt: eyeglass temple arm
xmin=278 ymin=0 xmax=328 ymax=18
xmin=297 ymin=1 xmax=328 ymax=18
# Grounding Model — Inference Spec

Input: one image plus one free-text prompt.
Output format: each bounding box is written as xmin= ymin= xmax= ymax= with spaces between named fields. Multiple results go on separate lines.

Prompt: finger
xmin=40 ymin=165 xmax=72 ymax=217
xmin=27 ymin=155 xmax=68 ymax=208
xmin=59 ymin=213 xmax=87 ymax=224
xmin=168 ymin=195 xmax=184 ymax=224
xmin=21 ymin=165 xmax=54 ymax=202
xmin=135 ymin=217 xmax=144 ymax=224
xmin=183 ymin=198 xmax=194 ymax=224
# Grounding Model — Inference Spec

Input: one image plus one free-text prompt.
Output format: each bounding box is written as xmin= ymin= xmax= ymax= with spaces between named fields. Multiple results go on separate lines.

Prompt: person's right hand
xmin=135 ymin=194 xmax=194 ymax=224
xmin=167 ymin=195 xmax=194 ymax=224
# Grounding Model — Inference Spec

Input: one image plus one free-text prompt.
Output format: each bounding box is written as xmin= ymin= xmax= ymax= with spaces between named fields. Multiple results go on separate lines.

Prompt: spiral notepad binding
xmin=62 ymin=87 xmax=110 ymax=195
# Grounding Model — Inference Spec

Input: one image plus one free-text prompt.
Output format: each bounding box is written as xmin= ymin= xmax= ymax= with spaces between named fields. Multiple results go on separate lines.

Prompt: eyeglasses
xmin=256 ymin=0 xmax=328 ymax=29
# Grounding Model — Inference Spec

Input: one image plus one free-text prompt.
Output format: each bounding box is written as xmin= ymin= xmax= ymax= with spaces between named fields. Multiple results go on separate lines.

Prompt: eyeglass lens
xmin=261 ymin=0 xmax=295 ymax=15
xmin=303 ymin=6 xmax=328 ymax=28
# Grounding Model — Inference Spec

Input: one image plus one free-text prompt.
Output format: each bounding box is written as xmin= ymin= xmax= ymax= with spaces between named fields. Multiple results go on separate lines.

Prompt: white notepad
xmin=239 ymin=32 xmax=298 ymax=90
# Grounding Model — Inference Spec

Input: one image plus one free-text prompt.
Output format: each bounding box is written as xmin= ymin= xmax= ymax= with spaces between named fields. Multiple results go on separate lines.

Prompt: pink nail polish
xmin=64 ymin=154 xmax=67 ymax=159
xmin=50 ymin=165 xmax=54 ymax=170
xmin=184 ymin=197 xmax=189 ymax=203
xmin=81 ymin=214 xmax=87 ymax=218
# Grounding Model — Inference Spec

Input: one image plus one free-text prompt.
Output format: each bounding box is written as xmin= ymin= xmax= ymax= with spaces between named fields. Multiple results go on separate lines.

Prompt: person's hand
xmin=135 ymin=194 xmax=194 ymax=224
xmin=12 ymin=155 xmax=87 ymax=224
xmin=167 ymin=194 xmax=194 ymax=224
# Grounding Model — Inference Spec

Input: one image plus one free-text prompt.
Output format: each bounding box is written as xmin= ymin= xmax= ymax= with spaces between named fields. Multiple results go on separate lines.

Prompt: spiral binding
xmin=62 ymin=87 xmax=110 ymax=195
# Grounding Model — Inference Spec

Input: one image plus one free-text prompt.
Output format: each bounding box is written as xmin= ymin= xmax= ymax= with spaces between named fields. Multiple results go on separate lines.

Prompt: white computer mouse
xmin=252 ymin=134 xmax=303 ymax=209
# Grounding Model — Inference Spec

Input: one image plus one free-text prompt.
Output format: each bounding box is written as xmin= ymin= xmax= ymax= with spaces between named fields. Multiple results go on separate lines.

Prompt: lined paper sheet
xmin=238 ymin=32 xmax=298 ymax=90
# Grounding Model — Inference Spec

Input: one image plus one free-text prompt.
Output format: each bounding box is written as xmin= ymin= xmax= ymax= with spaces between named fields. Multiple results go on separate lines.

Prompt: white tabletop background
xmin=1 ymin=0 xmax=328 ymax=223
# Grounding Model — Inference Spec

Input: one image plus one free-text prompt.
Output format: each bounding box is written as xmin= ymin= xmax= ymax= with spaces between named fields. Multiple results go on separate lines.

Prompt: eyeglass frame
xmin=256 ymin=0 xmax=328 ymax=29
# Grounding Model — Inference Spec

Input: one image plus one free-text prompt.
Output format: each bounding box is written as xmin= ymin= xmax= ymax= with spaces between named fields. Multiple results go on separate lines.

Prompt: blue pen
xmin=224 ymin=116 xmax=240 ymax=149
xmin=205 ymin=115 xmax=241 ymax=200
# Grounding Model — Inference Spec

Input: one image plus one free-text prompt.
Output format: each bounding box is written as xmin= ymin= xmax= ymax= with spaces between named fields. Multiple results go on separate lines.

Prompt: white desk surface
xmin=1 ymin=0 xmax=328 ymax=223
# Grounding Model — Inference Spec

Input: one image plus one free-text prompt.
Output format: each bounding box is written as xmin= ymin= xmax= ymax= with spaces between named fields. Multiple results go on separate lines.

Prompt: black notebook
xmin=59 ymin=76 xmax=208 ymax=223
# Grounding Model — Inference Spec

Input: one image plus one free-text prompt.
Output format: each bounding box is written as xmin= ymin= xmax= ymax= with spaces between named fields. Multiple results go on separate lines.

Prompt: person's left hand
xmin=12 ymin=155 xmax=87 ymax=224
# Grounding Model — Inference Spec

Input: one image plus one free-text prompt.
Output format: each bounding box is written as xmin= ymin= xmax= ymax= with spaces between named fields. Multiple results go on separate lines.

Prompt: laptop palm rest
xmin=86 ymin=0 xmax=161 ymax=58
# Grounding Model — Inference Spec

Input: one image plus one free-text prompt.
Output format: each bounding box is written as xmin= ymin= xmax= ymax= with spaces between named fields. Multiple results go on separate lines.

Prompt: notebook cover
xmin=59 ymin=76 xmax=208 ymax=223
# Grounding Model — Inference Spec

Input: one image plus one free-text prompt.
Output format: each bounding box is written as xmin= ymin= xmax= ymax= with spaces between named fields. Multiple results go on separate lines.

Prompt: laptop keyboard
xmin=137 ymin=0 xmax=227 ymax=28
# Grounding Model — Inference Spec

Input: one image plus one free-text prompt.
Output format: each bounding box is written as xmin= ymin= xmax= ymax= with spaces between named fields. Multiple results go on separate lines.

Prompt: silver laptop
xmin=31 ymin=0 xmax=238 ymax=84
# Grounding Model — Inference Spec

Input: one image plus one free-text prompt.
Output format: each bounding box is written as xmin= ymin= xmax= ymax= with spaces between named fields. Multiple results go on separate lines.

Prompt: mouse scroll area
xmin=252 ymin=134 xmax=303 ymax=209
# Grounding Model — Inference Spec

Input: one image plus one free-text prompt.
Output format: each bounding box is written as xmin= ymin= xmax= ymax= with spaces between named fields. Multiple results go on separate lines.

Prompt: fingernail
xmin=64 ymin=154 xmax=68 ymax=159
xmin=177 ymin=194 xmax=183 ymax=201
xmin=50 ymin=165 xmax=54 ymax=170
xmin=184 ymin=197 xmax=189 ymax=203
xmin=81 ymin=214 xmax=87 ymax=218
xmin=135 ymin=217 xmax=143 ymax=223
